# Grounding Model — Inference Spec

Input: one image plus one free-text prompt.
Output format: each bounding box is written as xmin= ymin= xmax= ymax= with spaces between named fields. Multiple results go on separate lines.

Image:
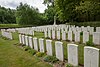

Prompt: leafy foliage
xmin=86 ymin=41 xmax=94 ymax=46
xmin=0 ymin=6 xmax=16 ymax=24
xmin=44 ymin=0 xmax=100 ymax=23
xmin=66 ymin=63 xmax=73 ymax=67
xmin=43 ymin=55 xmax=58 ymax=63
xmin=36 ymin=52 xmax=45 ymax=57
xmin=75 ymin=1 xmax=100 ymax=22
xmin=44 ymin=5 xmax=55 ymax=24
xmin=16 ymin=3 xmax=45 ymax=25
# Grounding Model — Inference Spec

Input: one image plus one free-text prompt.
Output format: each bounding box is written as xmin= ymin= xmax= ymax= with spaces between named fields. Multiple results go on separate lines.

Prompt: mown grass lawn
xmin=0 ymin=32 xmax=53 ymax=67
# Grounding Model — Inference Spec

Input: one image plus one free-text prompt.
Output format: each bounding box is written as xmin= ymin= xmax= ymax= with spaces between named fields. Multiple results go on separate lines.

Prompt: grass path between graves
xmin=0 ymin=32 xmax=53 ymax=67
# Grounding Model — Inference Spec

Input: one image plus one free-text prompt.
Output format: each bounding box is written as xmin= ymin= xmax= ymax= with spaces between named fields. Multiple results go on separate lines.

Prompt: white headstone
xmin=89 ymin=27 xmax=94 ymax=35
xmin=83 ymin=32 xmax=89 ymax=43
xmin=67 ymin=44 xmax=78 ymax=66
xmin=33 ymin=37 xmax=38 ymax=51
xmin=48 ymin=30 xmax=51 ymax=39
xmin=19 ymin=34 xmax=22 ymax=43
xmin=62 ymin=31 xmax=66 ymax=40
xmin=93 ymin=32 xmax=100 ymax=45
xmin=39 ymin=38 xmax=45 ymax=52
xmin=68 ymin=31 xmax=72 ymax=41
xmin=52 ymin=30 xmax=55 ymax=39
xmin=57 ymin=30 xmax=60 ymax=40
xmin=75 ymin=32 xmax=80 ymax=42
xmin=84 ymin=46 xmax=99 ymax=67
xmin=29 ymin=36 xmax=33 ymax=48
xmin=55 ymin=41 xmax=64 ymax=61
xmin=22 ymin=35 xmax=25 ymax=44
xmin=96 ymin=27 xmax=100 ymax=32
xmin=33 ymin=31 xmax=34 ymax=36
xmin=25 ymin=36 xmax=29 ymax=46
xmin=44 ymin=31 xmax=47 ymax=38
xmin=46 ymin=40 xmax=53 ymax=56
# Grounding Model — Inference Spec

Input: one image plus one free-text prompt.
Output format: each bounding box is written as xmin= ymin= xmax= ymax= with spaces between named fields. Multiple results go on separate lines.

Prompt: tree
xmin=0 ymin=6 xmax=16 ymax=24
xmin=16 ymin=3 xmax=42 ymax=25
xmin=75 ymin=1 xmax=100 ymax=22
xmin=44 ymin=5 xmax=55 ymax=24
xmin=55 ymin=0 xmax=81 ymax=22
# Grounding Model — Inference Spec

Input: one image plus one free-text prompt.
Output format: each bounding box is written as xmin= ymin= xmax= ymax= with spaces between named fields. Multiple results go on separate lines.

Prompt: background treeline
xmin=0 ymin=0 xmax=100 ymax=26
xmin=44 ymin=0 xmax=100 ymax=23
xmin=0 ymin=6 xmax=16 ymax=24
xmin=16 ymin=3 xmax=46 ymax=25
xmin=0 ymin=3 xmax=47 ymax=26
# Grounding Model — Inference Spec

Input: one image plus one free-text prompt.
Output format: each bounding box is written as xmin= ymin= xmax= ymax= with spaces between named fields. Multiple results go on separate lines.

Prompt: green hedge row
xmin=68 ymin=21 xmax=100 ymax=27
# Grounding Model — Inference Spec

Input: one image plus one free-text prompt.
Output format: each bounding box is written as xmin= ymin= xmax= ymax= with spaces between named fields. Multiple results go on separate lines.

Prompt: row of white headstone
xmin=3 ymin=24 xmax=99 ymax=35
xmin=16 ymin=28 xmax=34 ymax=35
xmin=44 ymin=30 xmax=100 ymax=45
xmin=1 ymin=31 xmax=13 ymax=39
xmin=14 ymin=25 xmax=100 ymax=44
xmin=19 ymin=34 xmax=100 ymax=67
xmin=6 ymin=29 xmax=16 ymax=32
xmin=32 ymin=25 xmax=96 ymax=34
xmin=16 ymin=24 xmax=98 ymax=35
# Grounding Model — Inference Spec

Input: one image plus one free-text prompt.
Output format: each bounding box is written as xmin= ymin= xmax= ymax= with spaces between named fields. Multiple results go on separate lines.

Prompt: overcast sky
xmin=0 ymin=0 xmax=47 ymax=13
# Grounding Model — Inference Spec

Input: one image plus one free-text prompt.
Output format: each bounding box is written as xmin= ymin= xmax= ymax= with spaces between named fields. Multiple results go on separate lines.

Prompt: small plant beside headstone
xmin=86 ymin=41 xmax=94 ymax=46
xmin=43 ymin=55 xmax=58 ymax=63
xmin=66 ymin=63 xmax=73 ymax=67
xmin=35 ymin=52 xmax=45 ymax=57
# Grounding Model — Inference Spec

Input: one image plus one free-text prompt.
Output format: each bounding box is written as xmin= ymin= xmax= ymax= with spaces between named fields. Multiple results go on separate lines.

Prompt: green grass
xmin=0 ymin=32 xmax=53 ymax=67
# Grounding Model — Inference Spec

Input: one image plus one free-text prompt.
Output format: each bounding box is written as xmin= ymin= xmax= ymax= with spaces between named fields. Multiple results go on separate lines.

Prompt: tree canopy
xmin=16 ymin=3 xmax=43 ymax=25
xmin=0 ymin=0 xmax=100 ymax=25
xmin=0 ymin=6 xmax=16 ymax=24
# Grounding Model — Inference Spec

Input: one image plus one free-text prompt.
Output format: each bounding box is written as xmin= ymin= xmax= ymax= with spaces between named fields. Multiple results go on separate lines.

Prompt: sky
xmin=0 ymin=0 xmax=47 ymax=13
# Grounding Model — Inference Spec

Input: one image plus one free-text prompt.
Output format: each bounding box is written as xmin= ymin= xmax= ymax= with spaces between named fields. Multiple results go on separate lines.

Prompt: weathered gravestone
xmin=88 ymin=27 xmax=94 ymax=35
xmin=48 ymin=29 xmax=51 ymax=39
xmin=93 ymin=32 xmax=100 ymax=45
xmin=44 ymin=31 xmax=47 ymax=38
xmin=25 ymin=36 xmax=29 ymax=46
xmin=52 ymin=30 xmax=55 ymax=39
xmin=57 ymin=30 xmax=60 ymax=40
xmin=39 ymin=38 xmax=45 ymax=52
xmin=46 ymin=40 xmax=53 ymax=56
xmin=29 ymin=36 xmax=33 ymax=48
xmin=33 ymin=31 xmax=34 ymax=36
xmin=55 ymin=41 xmax=64 ymax=61
xmin=96 ymin=27 xmax=100 ymax=32
xmin=68 ymin=31 xmax=72 ymax=41
xmin=62 ymin=31 xmax=66 ymax=40
xmin=67 ymin=44 xmax=78 ymax=66
xmin=83 ymin=32 xmax=89 ymax=43
xmin=84 ymin=46 xmax=99 ymax=67
xmin=33 ymin=37 xmax=38 ymax=51
xmin=22 ymin=35 xmax=25 ymax=44
xmin=75 ymin=32 xmax=80 ymax=42
xmin=19 ymin=34 xmax=22 ymax=43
